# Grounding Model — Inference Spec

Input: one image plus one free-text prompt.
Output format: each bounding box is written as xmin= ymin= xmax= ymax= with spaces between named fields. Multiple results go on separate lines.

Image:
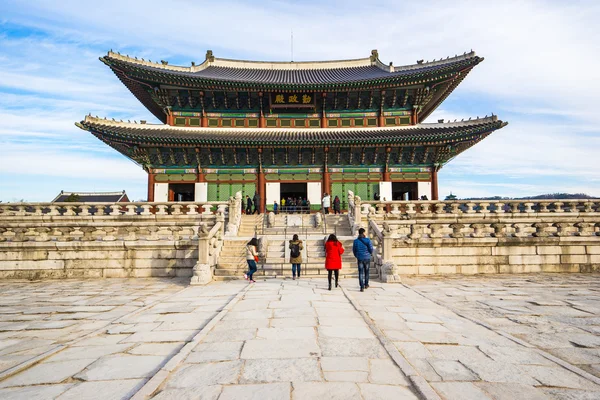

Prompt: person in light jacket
xmin=325 ymin=234 xmax=344 ymax=290
xmin=244 ymin=238 xmax=259 ymax=283
xmin=289 ymin=234 xmax=303 ymax=280
xmin=322 ymin=193 xmax=331 ymax=214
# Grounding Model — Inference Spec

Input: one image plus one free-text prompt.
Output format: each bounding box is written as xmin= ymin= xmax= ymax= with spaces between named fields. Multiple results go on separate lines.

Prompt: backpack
xmin=290 ymin=243 xmax=301 ymax=258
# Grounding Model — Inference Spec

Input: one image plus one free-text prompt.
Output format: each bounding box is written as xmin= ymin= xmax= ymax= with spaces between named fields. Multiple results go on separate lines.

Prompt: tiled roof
xmin=51 ymin=191 xmax=128 ymax=203
xmin=102 ymin=50 xmax=481 ymax=87
xmin=76 ymin=115 xmax=506 ymax=147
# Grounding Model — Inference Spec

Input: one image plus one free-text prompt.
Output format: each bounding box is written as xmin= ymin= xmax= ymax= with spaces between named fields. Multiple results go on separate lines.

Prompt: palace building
xmin=77 ymin=49 xmax=507 ymax=211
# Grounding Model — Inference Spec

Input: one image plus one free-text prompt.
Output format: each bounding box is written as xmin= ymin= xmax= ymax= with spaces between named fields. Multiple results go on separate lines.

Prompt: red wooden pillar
xmin=200 ymin=92 xmax=208 ymax=127
xmin=259 ymin=92 xmax=266 ymax=128
xmin=323 ymin=170 xmax=331 ymax=197
xmin=323 ymin=147 xmax=331 ymax=196
xmin=432 ymin=166 xmax=439 ymax=201
xmin=321 ymin=92 xmax=327 ymax=128
xmin=412 ymin=108 xmax=419 ymax=125
xmin=378 ymin=90 xmax=386 ymax=127
xmin=147 ymin=172 xmax=155 ymax=202
xmin=258 ymin=171 xmax=265 ymax=213
xmin=257 ymin=148 xmax=265 ymax=213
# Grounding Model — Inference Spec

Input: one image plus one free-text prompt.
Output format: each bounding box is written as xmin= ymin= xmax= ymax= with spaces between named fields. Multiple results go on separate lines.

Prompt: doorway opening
xmin=169 ymin=183 xmax=195 ymax=201
xmin=392 ymin=182 xmax=418 ymax=201
xmin=280 ymin=183 xmax=308 ymax=213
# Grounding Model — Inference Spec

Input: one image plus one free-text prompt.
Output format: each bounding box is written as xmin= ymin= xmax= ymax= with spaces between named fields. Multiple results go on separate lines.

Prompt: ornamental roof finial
xmin=370 ymin=49 xmax=378 ymax=62
xmin=206 ymin=50 xmax=215 ymax=62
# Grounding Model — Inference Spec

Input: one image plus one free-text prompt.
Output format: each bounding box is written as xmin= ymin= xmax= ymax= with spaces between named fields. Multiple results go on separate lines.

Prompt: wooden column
xmin=200 ymin=92 xmax=208 ymax=127
xmin=321 ymin=92 xmax=327 ymax=128
xmin=383 ymin=167 xmax=391 ymax=182
xmin=432 ymin=166 xmax=439 ymax=201
xmin=258 ymin=148 xmax=265 ymax=213
xmin=259 ymin=92 xmax=266 ymax=128
xmin=323 ymin=147 xmax=331 ymax=196
xmin=147 ymin=172 xmax=155 ymax=202
xmin=378 ymin=90 xmax=385 ymax=127
xmin=412 ymin=108 xmax=419 ymax=125
xmin=197 ymin=168 xmax=206 ymax=182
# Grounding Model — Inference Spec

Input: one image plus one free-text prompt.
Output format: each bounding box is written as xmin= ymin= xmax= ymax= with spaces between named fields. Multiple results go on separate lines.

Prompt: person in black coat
xmin=245 ymin=195 xmax=253 ymax=215
xmin=253 ymin=193 xmax=260 ymax=214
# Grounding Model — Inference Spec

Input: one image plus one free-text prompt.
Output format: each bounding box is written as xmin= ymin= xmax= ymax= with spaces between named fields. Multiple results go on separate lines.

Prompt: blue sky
xmin=1 ymin=0 xmax=599 ymax=202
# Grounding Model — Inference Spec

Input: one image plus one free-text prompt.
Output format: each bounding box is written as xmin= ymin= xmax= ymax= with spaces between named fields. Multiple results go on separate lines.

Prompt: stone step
xmin=213 ymin=268 xmax=378 ymax=278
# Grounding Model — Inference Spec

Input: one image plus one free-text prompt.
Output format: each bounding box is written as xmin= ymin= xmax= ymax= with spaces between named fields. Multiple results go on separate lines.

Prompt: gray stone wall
xmin=0 ymin=202 xmax=228 ymax=279
xmin=363 ymin=199 xmax=600 ymax=278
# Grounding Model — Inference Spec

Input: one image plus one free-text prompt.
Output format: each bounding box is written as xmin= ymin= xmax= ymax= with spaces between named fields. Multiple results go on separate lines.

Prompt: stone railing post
xmin=225 ymin=192 xmax=242 ymax=236
xmin=191 ymin=223 xmax=218 ymax=285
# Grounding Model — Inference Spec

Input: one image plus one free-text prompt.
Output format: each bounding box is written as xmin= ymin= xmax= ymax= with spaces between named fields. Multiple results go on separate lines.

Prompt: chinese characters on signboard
xmin=270 ymin=93 xmax=315 ymax=107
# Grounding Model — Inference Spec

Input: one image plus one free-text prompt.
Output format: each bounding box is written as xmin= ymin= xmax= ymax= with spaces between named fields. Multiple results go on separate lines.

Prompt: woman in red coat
xmin=325 ymin=234 xmax=344 ymax=290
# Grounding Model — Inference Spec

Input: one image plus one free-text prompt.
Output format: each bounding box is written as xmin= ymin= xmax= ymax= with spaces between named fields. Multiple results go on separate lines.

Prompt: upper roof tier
xmin=102 ymin=49 xmax=481 ymax=86
xmin=102 ymin=49 xmax=483 ymax=123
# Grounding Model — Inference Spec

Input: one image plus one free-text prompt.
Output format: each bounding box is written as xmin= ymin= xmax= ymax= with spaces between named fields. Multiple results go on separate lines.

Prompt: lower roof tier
xmin=76 ymin=115 xmax=507 ymax=168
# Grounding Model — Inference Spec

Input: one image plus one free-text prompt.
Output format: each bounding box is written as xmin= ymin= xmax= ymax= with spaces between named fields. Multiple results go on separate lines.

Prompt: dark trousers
xmin=292 ymin=263 xmax=301 ymax=277
xmin=327 ymin=269 xmax=339 ymax=287
xmin=324 ymin=207 xmax=330 ymax=214
xmin=357 ymin=260 xmax=370 ymax=289
xmin=246 ymin=206 xmax=252 ymax=214
xmin=246 ymin=260 xmax=257 ymax=280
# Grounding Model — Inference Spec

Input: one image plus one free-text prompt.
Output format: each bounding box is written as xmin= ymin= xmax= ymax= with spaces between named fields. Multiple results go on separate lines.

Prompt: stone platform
xmin=0 ymin=275 xmax=599 ymax=399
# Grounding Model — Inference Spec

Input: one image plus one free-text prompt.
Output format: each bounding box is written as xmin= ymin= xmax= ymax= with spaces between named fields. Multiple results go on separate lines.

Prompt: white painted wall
xmin=307 ymin=182 xmax=322 ymax=206
xmin=154 ymin=183 xmax=168 ymax=202
xmin=418 ymin=182 xmax=432 ymax=200
xmin=195 ymin=183 xmax=207 ymax=202
xmin=379 ymin=182 xmax=392 ymax=202
xmin=266 ymin=182 xmax=280 ymax=207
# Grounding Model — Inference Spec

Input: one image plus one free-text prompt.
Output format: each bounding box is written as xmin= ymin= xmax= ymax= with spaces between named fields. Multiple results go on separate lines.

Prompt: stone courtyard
xmin=0 ymin=274 xmax=598 ymax=399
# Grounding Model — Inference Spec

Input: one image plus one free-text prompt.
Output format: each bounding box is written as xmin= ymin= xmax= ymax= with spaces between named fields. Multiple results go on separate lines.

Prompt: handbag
xmin=254 ymin=255 xmax=259 ymax=262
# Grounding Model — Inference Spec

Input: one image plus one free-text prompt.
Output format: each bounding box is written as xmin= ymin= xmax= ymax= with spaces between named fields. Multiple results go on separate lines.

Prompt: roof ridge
xmin=393 ymin=51 xmax=479 ymax=71
xmin=59 ymin=191 xmax=126 ymax=195
xmin=104 ymin=49 xmax=480 ymax=73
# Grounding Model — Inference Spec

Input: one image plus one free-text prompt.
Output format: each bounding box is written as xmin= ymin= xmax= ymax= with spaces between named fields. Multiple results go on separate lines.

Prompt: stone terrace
xmin=0 ymin=275 xmax=599 ymax=399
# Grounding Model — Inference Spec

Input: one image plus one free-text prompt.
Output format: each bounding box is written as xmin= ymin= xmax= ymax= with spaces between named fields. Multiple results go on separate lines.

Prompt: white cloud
xmin=0 ymin=0 xmax=599 ymax=201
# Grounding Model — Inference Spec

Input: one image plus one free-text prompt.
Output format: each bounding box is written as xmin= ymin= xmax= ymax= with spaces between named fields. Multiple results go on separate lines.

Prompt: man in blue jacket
xmin=353 ymin=228 xmax=373 ymax=292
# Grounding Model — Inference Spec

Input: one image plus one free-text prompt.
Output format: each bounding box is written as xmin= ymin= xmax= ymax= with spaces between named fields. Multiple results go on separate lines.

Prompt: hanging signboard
xmin=270 ymin=92 xmax=315 ymax=108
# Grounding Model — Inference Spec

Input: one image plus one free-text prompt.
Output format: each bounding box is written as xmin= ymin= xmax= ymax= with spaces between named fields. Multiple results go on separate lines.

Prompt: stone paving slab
xmin=1 ymin=275 xmax=600 ymax=399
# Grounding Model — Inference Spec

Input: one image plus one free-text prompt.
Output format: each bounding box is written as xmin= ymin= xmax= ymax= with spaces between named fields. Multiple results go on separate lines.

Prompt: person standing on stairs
xmin=353 ymin=228 xmax=373 ymax=292
xmin=322 ymin=193 xmax=331 ymax=214
xmin=253 ymin=192 xmax=260 ymax=215
xmin=244 ymin=238 xmax=259 ymax=283
xmin=245 ymin=195 xmax=253 ymax=215
xmin=325 ymin=234 xmax=344 ymax=290
xmin=289 ymin=234 xmax=303 ymax=280
xmin=333 ymin=196 xmax=341 ymax=214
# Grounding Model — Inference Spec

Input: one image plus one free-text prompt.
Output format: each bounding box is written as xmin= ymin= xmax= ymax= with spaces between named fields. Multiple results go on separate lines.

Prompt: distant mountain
xmin=457 ymin=193 xmax=598 ymax=201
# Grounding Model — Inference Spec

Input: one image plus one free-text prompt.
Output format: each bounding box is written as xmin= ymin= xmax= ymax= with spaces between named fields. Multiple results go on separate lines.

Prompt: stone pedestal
xmin=190 ymin=262 xmax=212 ymax=285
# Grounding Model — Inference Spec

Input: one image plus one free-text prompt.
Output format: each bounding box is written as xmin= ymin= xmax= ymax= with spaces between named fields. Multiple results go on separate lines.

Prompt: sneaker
xmin=244 ymin=274 xmax=248 ymax=280
xmin=293 ymin=277 xmax=296 ymax=280
xmin=250 ymin=279 xmax=256 ymax=283
xmin=360 ymin=287 xmax=364 ymax=292
xmin=365 ymin=284 xmax=369 ymax=289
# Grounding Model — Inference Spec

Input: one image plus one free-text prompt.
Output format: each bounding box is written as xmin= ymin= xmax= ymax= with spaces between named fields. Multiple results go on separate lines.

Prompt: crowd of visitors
xmin=243 ymin=228 xmax=373 ymax=292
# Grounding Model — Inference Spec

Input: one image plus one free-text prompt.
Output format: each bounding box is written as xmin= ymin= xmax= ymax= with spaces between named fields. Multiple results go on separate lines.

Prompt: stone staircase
xmin=238 ymin=214 xmax=263 ymax=237
xmin=213 ymin=214 xmax=378 ymax=281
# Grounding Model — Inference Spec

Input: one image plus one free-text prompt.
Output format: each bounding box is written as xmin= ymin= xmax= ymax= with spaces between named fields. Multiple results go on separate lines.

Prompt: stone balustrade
xmin=0 ymin=201 xmax=229 ymax=280
xmin=366 ymin=207 xmax=600 ymax=279
xmin=359 ymin=199 xmax=600 ymax=218
xmin=0 ymin=201 xmax=228 ymax=218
